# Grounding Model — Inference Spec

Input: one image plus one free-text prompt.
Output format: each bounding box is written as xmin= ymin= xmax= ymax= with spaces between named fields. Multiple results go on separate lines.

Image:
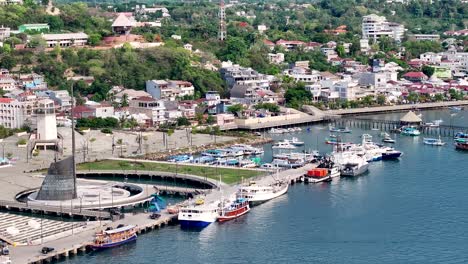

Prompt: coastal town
xmin=0 ymin=0 xmax=467 ymax=263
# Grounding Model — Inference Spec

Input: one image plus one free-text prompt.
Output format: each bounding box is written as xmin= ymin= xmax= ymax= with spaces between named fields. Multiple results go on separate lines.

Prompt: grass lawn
xmin=77 ymin=160 xmax=265 ymax=184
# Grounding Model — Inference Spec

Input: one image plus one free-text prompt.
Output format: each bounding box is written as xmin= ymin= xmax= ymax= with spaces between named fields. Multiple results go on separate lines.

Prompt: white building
xmin=420 ymin=52 xmax=442 ymax=64
xmin=128 ymin=96 xmax=166 ymax=126
xmin=91 ymin=104 xmax=115 ymax=118
xmin=267 ymin=53 xmax=284 ymax=64
xmin=333 ymin=81 xmax=359 ymax=101
xmin=146 ymin=80 xmax=195 ymax=101
xmin=220 ymin=62 xmax=271 ymax=90
xmin=41 ymin=33 xmax=88 ymax=48
xmin=48 ymin=90 xmax=72 ymax=110
xmin=258 ymin=24 xmax=267 ymax=33
xmin=362 ymin=14 xmax=405 ymax=42
xmin=205 ymin=91 xmax=221 ymax=106
xmin=183 ymin=43 xmax=192 ymax=52
xmin=0 ymin=26 xmax=10 ymax=40
xmin=35 ymin=99 xmax=57 ymax=141
xmin=0 ymin=75 xmax=16 ymax=91
xmin=0 ymin=98 xmax=35 ymax=129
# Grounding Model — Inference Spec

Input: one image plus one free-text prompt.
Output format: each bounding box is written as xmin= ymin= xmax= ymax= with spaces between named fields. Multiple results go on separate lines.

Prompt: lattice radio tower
xmin=218 ymin=0 xmax=226 ymax=41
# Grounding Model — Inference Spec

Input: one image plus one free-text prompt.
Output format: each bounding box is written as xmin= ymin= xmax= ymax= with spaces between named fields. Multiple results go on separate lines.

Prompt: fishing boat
xmin=269 ymin=128 xmax=287 ymax=134
xmin=329 ymin=125 xmax=352 ymax=133
xmin=454 ymin=132 xmax=468 ymax=140
xmin=454 ymin=138 xmax=468 ymax=150
xmin=424 ymin=120 xmax=443 ymax=127
xmin=231 ymin=144 xmax=264 ymax=155
xmin=178 ymin=205 xmax=219 ymax=229
xmin=238 ymin=159 xmax=257 ymax=168
xmin=90 ymin=225 xmax=137 ymax=250
xmin=217 ymin=198 xmax=250 ymax=222
xmin=237 ymin=181 xmax=289 ymax=206
xmin=449 ymin=106 xmax=463 ymax=112
xmin=167 ymin=154 xmax=193 ymax=163
xmin=325 ymin=137 xmax=339 ymax=144
xmin=401 ymin=127 xmax=420 ymax=136
xmin=271 ymin=158 xmax=304 ymax=168
xmin=423 ymin=136 xmax=445 ymax=146
xmin=201 ymin=149 xmax=227 ymax=158
xmin=285 ymin=137 xmax=305 ymax=146
xmin=191 ymin=156 xmax=216 ymax=164
xmin=272 ymin=140 xmax=297 ymax=149
xmin=382 ymin=137 xmax=395 ymax=143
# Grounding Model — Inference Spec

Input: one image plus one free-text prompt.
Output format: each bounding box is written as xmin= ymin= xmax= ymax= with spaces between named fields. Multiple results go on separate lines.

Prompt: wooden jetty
xmin=330 ymin=117 xmax=468 ymax=137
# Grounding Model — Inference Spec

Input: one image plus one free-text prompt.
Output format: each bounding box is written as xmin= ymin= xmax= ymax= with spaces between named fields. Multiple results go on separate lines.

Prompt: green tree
xmin=176 ymin=116 xmax=191 ymax=126
xmin=227 ymin=104 xmax=245 ymax=116
xmin=0 ymin=55 xmax=16 ymax=70
xmin=206 ymin=115 xmax=216 ymax=125
xmin=376 ymin=95 xmax=386 ymax=106
xmin=254 ymin=102 xmax=280 ymax=113
xmin=284 ymin=83 xmax=312 ymax=109
xmin=422 ymin=65 xmax=435 ymax=77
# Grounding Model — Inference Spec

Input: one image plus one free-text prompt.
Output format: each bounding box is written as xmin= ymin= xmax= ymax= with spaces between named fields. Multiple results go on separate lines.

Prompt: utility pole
xmin=218 ymin=0 xmax=226 ymax=41
xmin=71 ymin=83 xmax=77 ymax=199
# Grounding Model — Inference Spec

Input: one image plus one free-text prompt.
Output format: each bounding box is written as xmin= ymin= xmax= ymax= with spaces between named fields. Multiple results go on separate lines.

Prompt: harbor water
xmin=64 ymin=110 xmax=468 ymax=263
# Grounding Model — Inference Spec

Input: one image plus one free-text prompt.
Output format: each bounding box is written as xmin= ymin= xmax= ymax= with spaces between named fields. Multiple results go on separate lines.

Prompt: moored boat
xmin=285 ymin=137 xmax=305 ymax=146
xmin=382 ymin=137 xmax=395 ymax=143
xmin=423 ymin=136 xmax=445 ymax=146
xmin=454 ymin=138 xmax=468 ymax=150
xmin=401 ymin=127 xmax=420 ymax=136
xmin=329 ymin=125 xmax=352 ymax=133
xmin=272 ymin=140 xmax=297 ymax=149
xmin=237 ymin=181 xmax=289 ymax=206
xmin=90 ymin=225 xmax=137 ymax=250
xmin=217 ymin=198 xmax=250 ymax=222
xmin=381 ymin=148 xmax=403 ymax=160
xmin=178 ymin=205 xmax=219 ymax=229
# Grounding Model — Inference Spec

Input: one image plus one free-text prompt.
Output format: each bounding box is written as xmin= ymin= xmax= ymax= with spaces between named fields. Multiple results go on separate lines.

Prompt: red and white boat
xmin=217 ymin=198 xmax=250 ymax=222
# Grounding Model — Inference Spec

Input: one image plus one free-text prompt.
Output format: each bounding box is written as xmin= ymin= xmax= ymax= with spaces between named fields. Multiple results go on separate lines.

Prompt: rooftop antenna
xmin=218 ymin=0 xmax=226 ymax=41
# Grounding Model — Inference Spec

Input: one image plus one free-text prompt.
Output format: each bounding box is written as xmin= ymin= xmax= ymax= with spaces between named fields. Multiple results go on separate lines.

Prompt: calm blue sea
xmin=64 ymin=109 xmax=468 ymax=264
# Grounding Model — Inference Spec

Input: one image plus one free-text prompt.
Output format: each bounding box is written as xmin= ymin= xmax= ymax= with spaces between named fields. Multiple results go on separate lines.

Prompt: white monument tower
xmin=35 ymin=99 xmax=57 ymax=141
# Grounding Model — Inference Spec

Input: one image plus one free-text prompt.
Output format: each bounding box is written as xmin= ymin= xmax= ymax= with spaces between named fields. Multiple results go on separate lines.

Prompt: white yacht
xmin=285 ymin=137 xmax=305 ymax=146
xmin=272 ymin=141 xmax=297 ymax=149
xmin=237 ymin=181 xmax=289 ymax=206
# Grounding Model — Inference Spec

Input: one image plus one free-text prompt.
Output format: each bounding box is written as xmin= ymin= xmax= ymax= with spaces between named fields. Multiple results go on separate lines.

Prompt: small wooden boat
xmin=90 ymin=225 xmax=137 ymax=250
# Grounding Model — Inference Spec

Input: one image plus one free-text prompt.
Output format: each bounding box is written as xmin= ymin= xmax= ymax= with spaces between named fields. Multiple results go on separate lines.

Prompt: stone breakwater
xmin=144 ymin=136 xmax=274 ymax=161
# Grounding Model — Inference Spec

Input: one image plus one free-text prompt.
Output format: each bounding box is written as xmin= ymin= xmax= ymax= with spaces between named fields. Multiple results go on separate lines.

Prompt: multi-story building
xmin=362 ymin=14 xmax=405 ymax=42
xmin=48 ymin=90 xmax=72 ymax=110
xmin=268 ymin=53 xmax=284 ymax=64
xmin=0 ymin=74 xmax=16 ymax=91
xmin=0 ymin=97 xmax=36 ymax=129
xmin=128 ymin=96 xmax=166 ymax=126
xmin=205 ymin=91 xmax=221 ymax=106
xmin=220 ymin=62 xmax=271 ymax=90
xmin=41 ymin=33 xmax=88 ymax=48
xmin=146 ymin=80 xmax=195 ymax=101
xmin=0 ymin=26 xmax=10 ymax=40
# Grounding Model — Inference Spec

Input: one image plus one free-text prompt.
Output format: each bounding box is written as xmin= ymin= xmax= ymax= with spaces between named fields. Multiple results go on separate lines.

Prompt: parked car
xmin=149 ymin=213 xmax=161 ymax=220
xmin=41 ymin=247 xmax=54 ymax=254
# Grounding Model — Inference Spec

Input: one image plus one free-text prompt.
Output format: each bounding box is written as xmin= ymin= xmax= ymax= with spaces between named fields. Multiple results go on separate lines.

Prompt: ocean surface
xmin=64 ymin=109 xmax=468 ymax=264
